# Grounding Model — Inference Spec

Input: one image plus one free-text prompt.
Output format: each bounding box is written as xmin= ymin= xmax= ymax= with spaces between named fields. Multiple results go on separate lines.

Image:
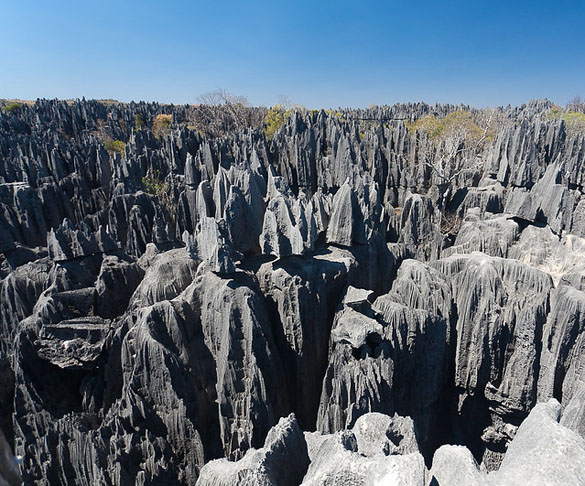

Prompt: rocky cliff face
xmin=1 ymin=99 xmax=585 ymax=484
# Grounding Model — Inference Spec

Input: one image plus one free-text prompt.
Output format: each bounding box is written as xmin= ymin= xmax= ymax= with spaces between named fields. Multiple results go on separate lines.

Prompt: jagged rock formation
xmin=1 ymin=98 xmax=585 ymax=484
xmin=196 ymin=414 xmax=309 ymax=486
xmin=487 ymin=399 xmax=585 ymax=486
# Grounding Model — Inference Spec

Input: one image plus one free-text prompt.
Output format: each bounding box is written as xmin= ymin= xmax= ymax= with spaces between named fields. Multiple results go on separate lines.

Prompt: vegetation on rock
xmin=153 ymin=114 xmax=173 ymax=138
xmin=104 ymin=139 xmax=126 ymax=157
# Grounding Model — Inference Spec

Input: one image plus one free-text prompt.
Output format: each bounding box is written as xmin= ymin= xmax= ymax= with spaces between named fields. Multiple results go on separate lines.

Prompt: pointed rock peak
xmin=184 ymin=153 xmax=200 ymax=187
xmin=250 ymin=148 xmax=262 ymax=173
xmin=326 ymin=182 xmax=356 ymax=247
xmin=190 ymin=216 xmax=241 ymax=275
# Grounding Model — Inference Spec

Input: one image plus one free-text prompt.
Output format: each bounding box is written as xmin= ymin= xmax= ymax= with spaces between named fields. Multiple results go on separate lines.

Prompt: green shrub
xmin=406 ymin=110 xmax=485 ymax=142
xmin=142 ymin=171 xmax=168 ymax=196
xmin=2 ymin=102 xmax=22 ymax=114
xmin=548 ymin=105 xmax=563 ymax=119
xmin=153 ymin=114 xmax=172 ymax=137
xmin=142 ymin=170 xmax=176 ymax=224
xmin=405 ymin=115 xmax=440 ymax=137
xmin=324 ymin=109 xmax=345 ymax=121
xmin=264 ymin=104 xmax=291 ymax=139
xmin=548 ymin=108 xmax=585 ymax=135
xmin=562 ymin=111 xmax=585 ymax=125
xmin=104 ymin=140 xmax=126 ymax=156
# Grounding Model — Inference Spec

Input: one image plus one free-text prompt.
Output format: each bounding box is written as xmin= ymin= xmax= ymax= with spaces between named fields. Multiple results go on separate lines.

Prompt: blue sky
xmin=1 ymin=0 xmax=584 ymax=108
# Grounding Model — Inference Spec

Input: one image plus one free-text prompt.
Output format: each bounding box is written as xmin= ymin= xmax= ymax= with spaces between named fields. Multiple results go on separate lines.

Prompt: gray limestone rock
xmin=459 ymin=180 xmax=505 ymax=216
xmin=2 ymin=99 xmax=585 ymax=484
xmin=129 ymin=248 xmax=199 ymax=308
xmin=489 ymin=399 xmax=585 ymax=486
xmin=301 ymin=426 xmax=427 ymax=486
xmin=95 ymin=253 xmax=144 ymax=318
xmin=560 ymin=380 xmax=585 ymax=439
xmin=256 ymin=246 xmax=358 ymax=430
xmin=260 ymin=193 xmax=315 ymax=257
xmin=196 ymin=414 xmax=309 ymax=486
xmin=181 ymin=269 xmax=289 ymax=460
xmin=48 ymin=219 xmax=118 ymax=262
xmin=537 ymin=282 xmax=585 ymax=408
xmin=434 ymin=252 xmax=552 ymax=416
xmin=509 ymin=225 xmax=585 ymax=285
xmin=185 ymin=217 xmax=240 ymax=274
xmin=398 ymin=192 xmax=445 ymax=260
xmin=326 ymin=177 xmax=383 ymax=247
xmin=317 ymin=300 xmax=394 ymax=433
xmin=35 ymin=316 xmax=112 ymax=369
xmin=352 ymin=412 xmax=419 ymax=457
xmin=442 ymin=211 xmax=519 ymax=258
xmin=318 ymin=270 xmax=450 ymax=450
xmin=504 ymin=162 xmax=574 ymax=233
xmin=429 ymin=445 xmax=487 ymax=486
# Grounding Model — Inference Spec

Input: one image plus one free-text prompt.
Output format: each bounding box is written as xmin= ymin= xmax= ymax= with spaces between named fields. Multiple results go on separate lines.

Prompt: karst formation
xmin=1 ymin=98 xmax=585 ymax=485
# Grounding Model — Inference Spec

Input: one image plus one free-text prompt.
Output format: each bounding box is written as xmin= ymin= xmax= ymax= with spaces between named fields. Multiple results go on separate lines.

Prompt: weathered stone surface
xmin=184 ymin=217 xmax=239 ymax=274
xmin=48 ymin=219 xmax=118 ymax=262
xmin=196 ymin=414 xmax=309 ymax=486
xmin=504 ymin=162 xmax=574 ymax=233
xmin=442 ymin=211 xmax=519 ymax=258
xmin=35 ymin=316 xmax=112 ymax=369
xmin=459 ymin=179 xmax=505 ymax=216
xmin=181 ymin=269 xmax=289 ymax=460
xmin=2 ymin=99 xmax=585 ymax=483
xmin=326 ymin=177 xmax=383 ymax=247
xmin=429 ymin=445 xmax=487 ymax=486
xmin=256 ymin=246 xmax=358 ymax=430
xmin=489 ymin=399 xmax=585 ymax=486
xmin=537 ymin=281 xmax=585 ymax=407
xmin=398 ymin=192 xmax=445 ymax=260
xmin=317 ymin=299 xmax=394 ymax=433
xmin=352 ymin=412 xmax=419 ymax=457
xmin=434 ymin=252 xmax=551 ymax=416
xmin=509 ymin=225 xmax=585 ymax=285
xmin=129 ymin=248 xmax=198 ymax=308
xmin=302 ymin=427 xmax=426 ymax=486
xmin=95 ymin=253 xmax=144 ymax=318
xmin=560 ymin=379 xmax=585 ymax=439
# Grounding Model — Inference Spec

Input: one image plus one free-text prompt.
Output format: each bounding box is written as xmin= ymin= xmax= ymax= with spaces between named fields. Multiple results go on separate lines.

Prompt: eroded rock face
xmin=489 ymin=399 xmax=585 ymax=486
xmin=196 ymin=414 xmax=309 ymax=486
xmin=429 ymin=445 xmax=487 ymax=486
xmin=302 ymin=428 xmax=426 ymax=486
xmin=435 ymin=253 xmax=551 ymax=413
xmin=129 ymin=247 xmax=197 ymax=308
xmin=317 ymin=266 xmax=451 ymax=455
xmin=181 ymin=269 xmax=289 ymax=460
xmin=352 ymin=412 xmax=419 ymax=457
xmin=2 ymin=99 xmax=585 ymax=483
xmin=255 ymin=247 xmax=358 ymax=430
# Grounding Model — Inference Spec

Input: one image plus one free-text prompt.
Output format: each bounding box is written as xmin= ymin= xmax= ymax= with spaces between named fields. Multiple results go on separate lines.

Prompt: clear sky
xmin=1 ymin=0 xmax=584 ymax=108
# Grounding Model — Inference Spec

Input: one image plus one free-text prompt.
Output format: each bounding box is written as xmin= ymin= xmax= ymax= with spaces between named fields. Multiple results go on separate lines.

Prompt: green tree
xmin=264 ymin=104 xmax=290 ymax=139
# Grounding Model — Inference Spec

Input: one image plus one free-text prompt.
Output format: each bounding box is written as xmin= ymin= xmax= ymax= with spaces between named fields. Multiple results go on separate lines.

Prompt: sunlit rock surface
xmin=1 ymin=99 xmax=585 ymax=484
